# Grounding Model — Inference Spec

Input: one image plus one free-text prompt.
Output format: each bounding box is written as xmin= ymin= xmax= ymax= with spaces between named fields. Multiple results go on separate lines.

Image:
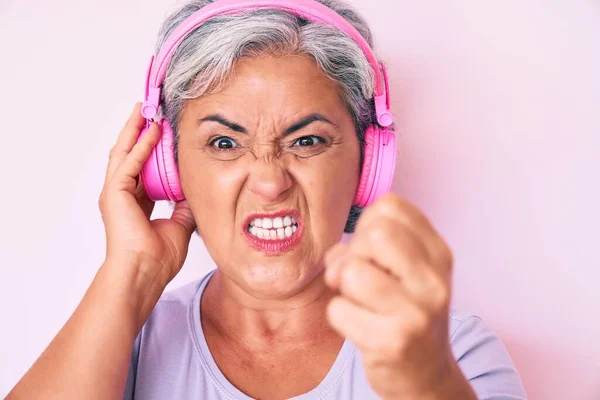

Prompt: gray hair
xmin=154 ymin=0 xmax=380 ymax=233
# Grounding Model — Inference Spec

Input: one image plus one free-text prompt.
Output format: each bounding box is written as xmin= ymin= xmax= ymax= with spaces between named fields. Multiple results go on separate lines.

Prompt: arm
xmin=8 ymin=103 xmax=196 ymax=399
xmin=323 ymin=194 xmax=526 ymax=400
xmin=408 ymin=314 xmax=527 ymax=400
xmin=7 ymin=259 xmax=167 ymax=400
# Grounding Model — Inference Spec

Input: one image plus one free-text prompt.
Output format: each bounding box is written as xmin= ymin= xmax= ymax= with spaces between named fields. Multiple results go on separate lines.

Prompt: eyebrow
xmin=197 ymin=113 xmax=336 ymax=136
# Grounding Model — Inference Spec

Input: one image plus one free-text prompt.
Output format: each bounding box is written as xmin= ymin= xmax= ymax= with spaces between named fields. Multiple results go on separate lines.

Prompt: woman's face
xmin=177 ymin=54 xmax=360 ymax=299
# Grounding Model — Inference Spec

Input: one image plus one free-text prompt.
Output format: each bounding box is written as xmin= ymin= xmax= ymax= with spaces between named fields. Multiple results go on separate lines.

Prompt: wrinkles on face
xmin=175 ymin=54 xmax=360 ymax=300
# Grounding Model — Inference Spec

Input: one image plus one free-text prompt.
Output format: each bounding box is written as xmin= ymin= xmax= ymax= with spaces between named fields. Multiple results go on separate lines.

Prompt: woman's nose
xmin=246 ymin=162 xmax=293 ymax=203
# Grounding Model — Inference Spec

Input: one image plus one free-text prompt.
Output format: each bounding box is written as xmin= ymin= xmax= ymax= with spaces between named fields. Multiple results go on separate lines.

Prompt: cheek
xmin=291 ymin=141 xmax=361 ymax=229
xmin=177 ymin=152 xmax=248 ymax=231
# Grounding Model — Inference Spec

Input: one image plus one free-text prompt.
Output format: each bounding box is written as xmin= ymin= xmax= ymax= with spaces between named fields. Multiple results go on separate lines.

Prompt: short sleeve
xmin=122 ymin=332 xmax=142 ymax=400
xmin=450 ymin=315 xmax=527 ymax=400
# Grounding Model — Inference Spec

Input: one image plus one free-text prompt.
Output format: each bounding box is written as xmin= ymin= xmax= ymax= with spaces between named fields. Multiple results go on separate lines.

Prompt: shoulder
xmin=147 ymin=280 xmax=203 ymax=321
xmin=143 ymin=280 xmax=201 ymax=332
xmin=140 ymin=276 xmax=210 ymax=343
xmin=447 ymin=308 xmax=528 ymax=399
xmin=122 ymin=277 xmax=211 ymax=400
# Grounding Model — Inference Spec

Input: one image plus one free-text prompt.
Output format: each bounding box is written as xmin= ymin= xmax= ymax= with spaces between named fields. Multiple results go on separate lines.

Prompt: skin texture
xmin=177 ymin=55 xmax=360 ymax=300
xmin=175 ymin=55 xmax=361 ymax=398
xmin=7 ymin=55 xmax=476 ymax=400
xmin=324 ymin=195 xmax=477 ymax=399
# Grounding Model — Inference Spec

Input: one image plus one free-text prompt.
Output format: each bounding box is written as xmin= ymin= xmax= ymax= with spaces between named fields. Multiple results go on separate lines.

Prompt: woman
xmin=8 ymin=0 xmax=526 ymax=399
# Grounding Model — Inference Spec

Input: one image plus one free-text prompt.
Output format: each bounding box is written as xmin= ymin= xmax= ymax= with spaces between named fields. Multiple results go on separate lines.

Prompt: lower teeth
xmin=248 ymin=223 xmax=298 ymax=239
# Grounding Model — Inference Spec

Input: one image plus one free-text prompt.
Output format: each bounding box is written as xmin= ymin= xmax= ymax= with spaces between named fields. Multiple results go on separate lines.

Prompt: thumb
xmin=170 ymin=200 xmax=197 ymax=238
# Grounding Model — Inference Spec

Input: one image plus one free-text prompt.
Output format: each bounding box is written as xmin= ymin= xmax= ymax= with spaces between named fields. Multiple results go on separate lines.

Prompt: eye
xmin=210 ymin=137 xmax=239 ymax=150
xmin=293 ymin=135 xmax=325 ymax=147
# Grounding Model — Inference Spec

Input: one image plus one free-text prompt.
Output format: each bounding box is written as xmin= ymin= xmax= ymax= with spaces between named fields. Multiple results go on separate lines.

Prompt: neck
xmin=201 ymin=269 xmax=339 ymax=348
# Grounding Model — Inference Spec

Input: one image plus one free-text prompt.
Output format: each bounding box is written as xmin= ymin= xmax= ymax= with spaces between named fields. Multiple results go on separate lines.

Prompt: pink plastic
xmin=353 ymin=126 xmax=380 ymax=207
xmin=142 ymin=0 xmax=392 ymax=126
xmin=366 ymin=127 xmax=397 ymax=206
xmin=140 ymin=0 xmax=397 ymax=206
xmin=353 ymin=127 xmax=397 ymax=207
xmin=139 ymin=121 xmax=184 ymax=201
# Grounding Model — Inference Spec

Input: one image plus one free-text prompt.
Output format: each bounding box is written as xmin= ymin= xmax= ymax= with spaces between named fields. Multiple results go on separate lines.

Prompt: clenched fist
xmin=324 ymin=194 xmax=477 ymax=400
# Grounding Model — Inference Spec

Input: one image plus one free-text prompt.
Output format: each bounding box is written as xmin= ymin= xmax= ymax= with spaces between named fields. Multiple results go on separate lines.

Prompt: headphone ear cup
xmin=159 ymin=120 xmax=184 ymax=201
xmin=140 ymin=120 xmax=184 ymax=202
xmin=353 ymin=125 xmax=380 ymax=207
xmin=353 ymin=125 xmax=397 ymax=207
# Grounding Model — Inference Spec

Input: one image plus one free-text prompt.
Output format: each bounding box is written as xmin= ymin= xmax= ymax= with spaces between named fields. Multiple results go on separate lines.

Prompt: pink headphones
xmin=139 ymin=0 xmax=397 ymax=207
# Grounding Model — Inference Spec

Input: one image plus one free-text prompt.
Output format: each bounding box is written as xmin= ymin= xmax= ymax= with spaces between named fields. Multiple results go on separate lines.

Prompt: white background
xmin=1 ymin=1 xmax=599 ymax=399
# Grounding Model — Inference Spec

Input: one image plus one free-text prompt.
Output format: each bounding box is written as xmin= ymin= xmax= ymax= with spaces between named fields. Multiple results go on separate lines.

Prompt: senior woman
xmin=8 ymin=0 xmax=526 ymax=399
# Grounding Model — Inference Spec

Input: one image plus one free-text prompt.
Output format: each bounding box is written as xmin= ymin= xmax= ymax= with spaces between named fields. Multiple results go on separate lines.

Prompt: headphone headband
xmin=142 ymin=0 xmax=393 ymax=126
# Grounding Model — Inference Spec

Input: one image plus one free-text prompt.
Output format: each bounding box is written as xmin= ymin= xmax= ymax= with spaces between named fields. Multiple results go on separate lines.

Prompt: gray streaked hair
xmin=154 ymin=0 xmax=379 ymax=233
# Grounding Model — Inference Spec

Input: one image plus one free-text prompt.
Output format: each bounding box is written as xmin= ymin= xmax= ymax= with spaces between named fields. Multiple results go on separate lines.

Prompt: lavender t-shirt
xmin=123 ymin=270 xmax=526 ymax=399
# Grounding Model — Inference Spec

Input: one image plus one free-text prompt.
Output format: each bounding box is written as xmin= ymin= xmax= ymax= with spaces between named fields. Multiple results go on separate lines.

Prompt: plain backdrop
xmin=1 ymin=0 xmax=599 ymax=399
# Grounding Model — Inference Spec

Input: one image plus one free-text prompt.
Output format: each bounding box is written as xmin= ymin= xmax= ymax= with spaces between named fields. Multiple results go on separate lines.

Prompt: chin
xmin=238 ymin=260 xmax=319 ymax=300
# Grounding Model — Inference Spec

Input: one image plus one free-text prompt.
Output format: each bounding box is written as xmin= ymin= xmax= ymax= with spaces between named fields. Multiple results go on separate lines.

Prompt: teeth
xmin=248 ymin=215 xmax=299 ymax=240
xmin=251 ymin=216 xmax=297 ymax=229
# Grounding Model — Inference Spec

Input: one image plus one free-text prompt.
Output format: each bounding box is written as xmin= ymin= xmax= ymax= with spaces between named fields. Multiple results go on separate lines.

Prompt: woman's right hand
xmin=6 ymin=103 xmax=197 ymax=400
xmin=98 ymin=103 xmax=197 ymax=286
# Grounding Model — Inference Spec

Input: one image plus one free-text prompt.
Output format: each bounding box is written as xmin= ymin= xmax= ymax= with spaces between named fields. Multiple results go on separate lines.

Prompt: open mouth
xmin=246 ymin=215 xmax=299 ymax=240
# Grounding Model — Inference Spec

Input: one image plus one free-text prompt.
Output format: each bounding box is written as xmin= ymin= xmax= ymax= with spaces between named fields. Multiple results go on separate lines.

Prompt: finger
xmin=360 ymin=203 xmax=453 ymax=277
xmin=352 ymin=218 xmax=430 ymax=282
xmin=323 ymin=242 xmax=350 ymax=289
xmin=327 ymin=296 xmax=390 ymax=352
xmin=336 ymin=254 xmax=410 ymax=315
xmin=104 ymin=103 xmax=150 ymax=185
xmin=135 ymin=179 xmax=155 ymax=219
xmin=358 ymin=194 xmax=445 ymax=257
xmin=357 ymin=194 xmax=433 ymax=234
xmin=111 ymin=122 xmax=161 ymax=190
xmin=350 ymin=219 xmax=451 ymax=310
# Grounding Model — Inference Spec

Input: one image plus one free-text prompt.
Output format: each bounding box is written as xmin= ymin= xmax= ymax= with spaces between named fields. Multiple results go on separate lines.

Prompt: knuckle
xmin=375 ymin=193 xmax=404 ymax=214
xmin=440 ymin=243 xmax=454 ymax=268
xmin=366 ymin=220 xmax=395 ymax=243
xmin=386 ymin=330 xmax=409 ymax=355
xmin=109 ymin=147 xmax=125 ymax=160
xmin=408 ymin=309 xmax=431 ymax=334
xmin=324 ymin=243 xmax=348 ymax=266
xmin=426 ymin=276 xmax=450 ymax=309
xmin=431 ymin=239 xmax=454 ymax=274
xmin=98 ymin=191 xmax=109 ymax=214
xmin=343 ymin=258 xmax=367 ymax=283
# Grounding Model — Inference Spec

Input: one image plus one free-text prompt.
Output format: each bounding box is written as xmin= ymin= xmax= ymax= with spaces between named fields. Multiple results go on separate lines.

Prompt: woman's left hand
xmin=324 ymin=194 xmax=476 ymax=400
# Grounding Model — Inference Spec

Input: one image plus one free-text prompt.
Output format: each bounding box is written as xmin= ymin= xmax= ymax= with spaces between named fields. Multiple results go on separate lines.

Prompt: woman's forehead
xmin=185 ymin=55 xmax=349 ymax=120
xmin=221 ymin=56 xmax=339 ymax=97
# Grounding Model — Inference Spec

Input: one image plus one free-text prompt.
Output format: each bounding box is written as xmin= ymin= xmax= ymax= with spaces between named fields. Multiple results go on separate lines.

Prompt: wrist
xmin=412 ymin=358 xmax=477 ymax=400
xmin=99 ymin=255 xmax=169 ymax=329
xmin=383 ymin=353 xmax=477 ymax=400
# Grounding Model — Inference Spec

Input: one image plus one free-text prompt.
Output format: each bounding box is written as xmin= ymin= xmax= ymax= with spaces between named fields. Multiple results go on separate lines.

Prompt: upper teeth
xmin=250 ymin=216 xmax=296 ymax=229
xmin=248 ymin=215 xmax=299 ymax=240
